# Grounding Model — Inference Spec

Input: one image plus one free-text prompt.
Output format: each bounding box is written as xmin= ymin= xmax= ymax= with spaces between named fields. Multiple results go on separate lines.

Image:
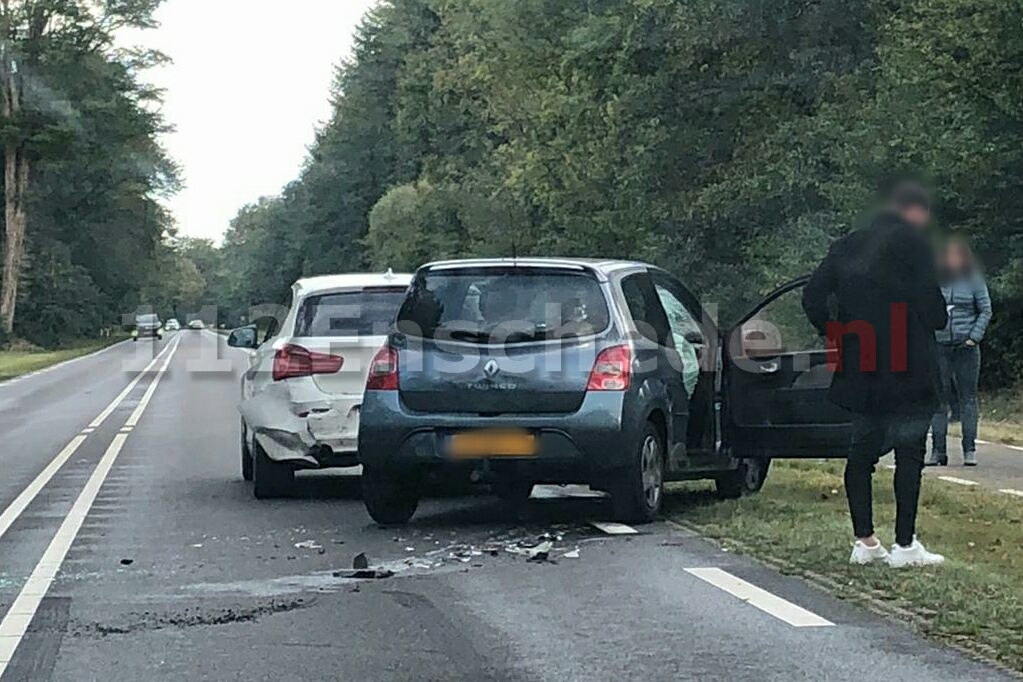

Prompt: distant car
xmin=358 ymin=258 xmax=855 ymax=525
xmin=228 ymin=271 xmax=413 ymax=498
xmin=188 ymin=320 xmax=206 ymax=330
xmin=165 ymin=319 xmax=181 ymax=332
xmin=133 ymin=313 xmax=162 ymax=341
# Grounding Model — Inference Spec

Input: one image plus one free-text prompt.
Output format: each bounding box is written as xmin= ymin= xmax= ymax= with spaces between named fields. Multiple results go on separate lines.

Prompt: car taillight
xmin=587 ymin=344 xmax=632 ymax=391
xmin=272 ymin=344 xmax=344 ymax=382
xmin=366 ymin=346 xmax=399 ymax=391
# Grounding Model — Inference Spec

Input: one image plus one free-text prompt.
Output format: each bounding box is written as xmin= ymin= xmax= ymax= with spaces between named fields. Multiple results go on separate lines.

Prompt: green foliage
xmin=218 ymin=0 xmax=1023 ymax=386
xmin=0 ymin=0 xmax=175 ymax=348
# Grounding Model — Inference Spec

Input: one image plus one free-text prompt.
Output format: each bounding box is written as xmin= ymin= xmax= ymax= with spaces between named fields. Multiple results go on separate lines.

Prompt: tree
xmin=0 ymin=0 xmax=163 ymax=336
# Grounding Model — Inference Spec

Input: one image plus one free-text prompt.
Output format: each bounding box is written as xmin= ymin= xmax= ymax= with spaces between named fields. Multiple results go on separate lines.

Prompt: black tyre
xmin=610 ymin=421 xmax=665 ymax=524
xmin=715 ymin=457 xmax=771 ymax=500
xmin=362 ymin=468 xmax=420 ymax=525
xmin=252 ymin=440 xmax=295 ymax=499
xmin=240 ymin=420 xmax=253 ymax=482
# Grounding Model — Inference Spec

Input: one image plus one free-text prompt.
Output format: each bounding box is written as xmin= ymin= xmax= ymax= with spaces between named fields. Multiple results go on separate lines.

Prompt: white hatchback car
xmin=227 ymin=271 xmax=412 ymax=498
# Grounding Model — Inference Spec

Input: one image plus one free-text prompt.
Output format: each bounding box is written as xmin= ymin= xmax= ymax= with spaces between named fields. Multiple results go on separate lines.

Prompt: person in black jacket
xmin=803 ymin=182 xmax=948 ymax=568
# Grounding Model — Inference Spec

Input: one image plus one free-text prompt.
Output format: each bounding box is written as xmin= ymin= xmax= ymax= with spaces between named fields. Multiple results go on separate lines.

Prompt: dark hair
xmin=888 ymin=181 xmax=931 ymax=211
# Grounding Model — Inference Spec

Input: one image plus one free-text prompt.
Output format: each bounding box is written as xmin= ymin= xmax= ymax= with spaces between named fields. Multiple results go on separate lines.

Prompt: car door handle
xmin=758 ymin=360 xmax=780 ymax=374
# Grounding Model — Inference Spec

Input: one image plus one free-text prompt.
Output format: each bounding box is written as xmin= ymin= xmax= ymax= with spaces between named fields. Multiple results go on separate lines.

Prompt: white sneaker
xmin=888 ymin=539 xmax=945 ymax=568
xmin=850 ymin=540 xmax=890 ymax=565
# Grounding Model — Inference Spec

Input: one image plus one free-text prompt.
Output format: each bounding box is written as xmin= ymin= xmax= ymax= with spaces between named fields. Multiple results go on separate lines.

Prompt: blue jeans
xmin=931 ymin=344 xmax=980 ymax=454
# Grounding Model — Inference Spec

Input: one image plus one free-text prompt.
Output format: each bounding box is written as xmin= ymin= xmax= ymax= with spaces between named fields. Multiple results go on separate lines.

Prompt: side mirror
xmin=228 ymin=325 xmax=259 ymax=350
xmin=684 ymin=330 xmax=705 ymax=345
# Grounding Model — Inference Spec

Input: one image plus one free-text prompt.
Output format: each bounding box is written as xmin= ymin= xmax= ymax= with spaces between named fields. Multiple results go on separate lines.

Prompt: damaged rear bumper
xmin=240 ymin=383 xmax=362 ymax=469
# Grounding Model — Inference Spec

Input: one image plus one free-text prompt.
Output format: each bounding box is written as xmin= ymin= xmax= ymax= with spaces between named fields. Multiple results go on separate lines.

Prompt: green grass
xmin=665 ymin=460 xmax=1023 ymax=671
xmin=965 ymin=389 xmax=1023 ymax=446
xmin=0 ymin=337 xmax=127 ymax=382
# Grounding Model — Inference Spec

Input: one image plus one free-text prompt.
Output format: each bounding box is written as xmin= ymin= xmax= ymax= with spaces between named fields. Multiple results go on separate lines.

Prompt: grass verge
xmin=966 ymin=389 xmax=1023 ymax=446
xmin=0 ymin=336 xmax=126 ymax=382
xmin=665 ymin=459 xmax=1023 ymax=672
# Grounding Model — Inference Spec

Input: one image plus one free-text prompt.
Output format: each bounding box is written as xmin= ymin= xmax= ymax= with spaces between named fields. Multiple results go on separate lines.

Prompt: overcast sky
xmin=125 ymin=0 xmax=379 ymax=243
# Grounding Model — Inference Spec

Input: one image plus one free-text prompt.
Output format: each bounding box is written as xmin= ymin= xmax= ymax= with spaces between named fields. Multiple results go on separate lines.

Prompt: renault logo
xmin=483 ymin=359 xmax=500 ymax=378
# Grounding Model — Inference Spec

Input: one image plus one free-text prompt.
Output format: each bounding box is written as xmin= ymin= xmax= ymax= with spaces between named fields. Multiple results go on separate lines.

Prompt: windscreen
xmin=396 ymin=267 xmax=610 ymax=344
xmin=294 ymin=288 xmax=407 ymax=338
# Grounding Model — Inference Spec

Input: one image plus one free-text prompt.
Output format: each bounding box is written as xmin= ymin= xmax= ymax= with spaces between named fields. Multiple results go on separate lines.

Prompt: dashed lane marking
xmin=937 ymin=476 xmax=979 ymax=487
xmin=685 ymin=567 xmax=835 ymax=628
xmin=0 ymin=338 xmax=179 ymax=673
xmin=0 ymin=341 xmax=175 ymax=544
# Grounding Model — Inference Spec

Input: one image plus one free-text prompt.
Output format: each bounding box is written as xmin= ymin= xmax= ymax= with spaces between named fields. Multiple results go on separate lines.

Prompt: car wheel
xmin=252 ymin=439 xmax=294 ymax=499
xmin=611 ymin=421 xmax=665 ymax=524
xmin=715 ymin=457 xmax=771 ymax=499
xmin=362 ymin=467 xmax=420 ymax=525
xmin=240 ymin=420 xmax=253 ymax=482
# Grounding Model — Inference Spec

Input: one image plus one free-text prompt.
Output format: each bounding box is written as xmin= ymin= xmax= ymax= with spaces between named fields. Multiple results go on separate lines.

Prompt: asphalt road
xmin=0 ymin=331 xmax=1013 ymax=681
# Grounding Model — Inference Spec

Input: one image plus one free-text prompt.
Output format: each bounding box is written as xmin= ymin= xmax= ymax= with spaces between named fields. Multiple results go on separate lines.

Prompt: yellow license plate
xmin=448 ymin=431 xmax=538 ymax=459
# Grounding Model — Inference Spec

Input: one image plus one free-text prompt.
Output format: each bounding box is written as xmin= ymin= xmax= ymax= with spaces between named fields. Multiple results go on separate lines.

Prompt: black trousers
xmin=845 ymin=411 xmax=931 ymax=547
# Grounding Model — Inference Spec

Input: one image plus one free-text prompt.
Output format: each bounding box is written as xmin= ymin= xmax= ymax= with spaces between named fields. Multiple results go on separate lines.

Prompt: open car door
xmin=722 ymin=277 xmax=853 ymax=459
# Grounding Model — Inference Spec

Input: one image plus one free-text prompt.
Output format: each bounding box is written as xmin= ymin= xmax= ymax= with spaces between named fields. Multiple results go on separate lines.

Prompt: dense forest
xmin=213 ymin=0 xmax=1023 ymax=388
xmin=0 ymin=0 xmax=179 ymax=348
xmin=3 ymin=0 xmax=1020 ymax=389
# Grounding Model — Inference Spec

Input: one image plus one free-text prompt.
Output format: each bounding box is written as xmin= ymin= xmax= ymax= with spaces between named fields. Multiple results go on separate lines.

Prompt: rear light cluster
xmin=587 ymin=344 xmax=632 ymax=391
xmin=366 ymin=346 xmax=399 ymax=390
xmin=272 ymin=344 xmax=344 ymax=382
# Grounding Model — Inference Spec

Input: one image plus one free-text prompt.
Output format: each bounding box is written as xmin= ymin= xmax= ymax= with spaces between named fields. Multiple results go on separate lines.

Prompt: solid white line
xmin=0 ymin=342 xmax=174 ymax=545
xmin=590 ymin=521 xmax=639 ymax=535
xmin=1008 ymin=445 xmax=1023 ymax=453
xmin=1000 ymin=489 xmax=1023 ymax=498
xmin=685 ymin=567 xmax=834 ymax=628
xmin=88 ymin=341 xmax=173 ymax=429
xmin=0 ymin=339 xmax=179 ymax=672
xmin=937 ymin=476 xmax=978 ymax=487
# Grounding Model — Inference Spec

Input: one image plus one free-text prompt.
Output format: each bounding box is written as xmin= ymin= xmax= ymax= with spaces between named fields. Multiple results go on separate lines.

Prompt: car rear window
xmin=294 ymin=288 xmax=407 ymax=337
xmin=136 ymin=314 xmax=159 ymax=325
xmin=396 ymin=267 xmax=610 ymax=344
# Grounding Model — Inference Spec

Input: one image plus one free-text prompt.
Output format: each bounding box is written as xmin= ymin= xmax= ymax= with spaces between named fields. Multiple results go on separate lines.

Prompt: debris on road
xmin=294 ymin=540 xmax=323 ymax=551
xmin=119 ymin=558 xmax=134 ymax=566
xmin=590 ymin=521 xmax=639 ymax=536
xmin=352 ymin=553 xmax=369 ymax=570
xmin=562 ymin=549 xmax=580 ymax=559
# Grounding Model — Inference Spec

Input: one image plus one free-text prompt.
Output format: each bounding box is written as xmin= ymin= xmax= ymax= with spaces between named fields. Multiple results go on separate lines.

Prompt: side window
xmin=654 ymin=283 xmax=703 ymax=396
xmin=620 ymin=273 xmax=671 ymax=347
xmin=738 ymin=285 xmax=824 ymax=358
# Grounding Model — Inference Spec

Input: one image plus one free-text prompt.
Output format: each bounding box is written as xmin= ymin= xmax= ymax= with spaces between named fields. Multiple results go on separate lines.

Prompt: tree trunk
xmin=1 ymin=141 xmax=28 ymax=336
xmin=0 ymin=33 xmax=27 ymax=337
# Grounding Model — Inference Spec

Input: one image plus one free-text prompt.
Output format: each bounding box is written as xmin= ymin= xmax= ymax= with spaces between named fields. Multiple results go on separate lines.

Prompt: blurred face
xmin=900 ymin=204 xmax=931 ymax=228
xmin=945 ymin=243 xmax=967 ymax=272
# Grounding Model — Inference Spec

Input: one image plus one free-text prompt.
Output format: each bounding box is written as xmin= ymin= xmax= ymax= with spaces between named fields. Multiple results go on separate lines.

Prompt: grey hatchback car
xmin=358 ymin=258 xmax=855 ymax=524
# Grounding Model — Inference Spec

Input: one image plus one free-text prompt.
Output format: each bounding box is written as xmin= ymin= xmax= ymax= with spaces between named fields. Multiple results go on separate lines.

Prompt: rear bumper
xmin=357 ymin=391 xmax=637 ymax=483
xmin=240 ymin=382 xmax=362 ymax=468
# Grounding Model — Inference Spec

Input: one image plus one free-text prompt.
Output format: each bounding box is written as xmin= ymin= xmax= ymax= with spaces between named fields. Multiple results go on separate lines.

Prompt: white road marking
xmin=0 ymin=341 xmax=175 ymax=545
xmin=937 ymin=476 xmax=978 ymax=487
xmin=88 ymin=341 xmax=174 ymax=429
xmin=685 ymin=567 xmax=834 ymax=628
xmin=999 ymin=489 xmax=1023 ymax=498
xmin=0 ymin=338 xmax=179 ymax=672
xmin=590 ymin=521 xmax=639 ymax=535
xmin=1008 ymin=445 xmax=1023 ymax=453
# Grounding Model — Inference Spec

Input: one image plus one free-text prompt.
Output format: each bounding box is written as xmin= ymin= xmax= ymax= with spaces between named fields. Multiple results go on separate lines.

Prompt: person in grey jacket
xmin=928 ymin=237 xmax=992 ymax=467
